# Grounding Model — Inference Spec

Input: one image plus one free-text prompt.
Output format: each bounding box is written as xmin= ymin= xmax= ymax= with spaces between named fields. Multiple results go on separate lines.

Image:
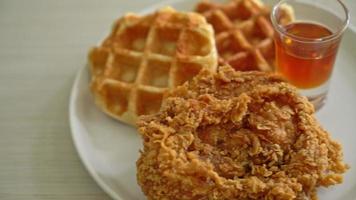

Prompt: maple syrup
xmin=275 ymin=22 xmax=339 ymax=89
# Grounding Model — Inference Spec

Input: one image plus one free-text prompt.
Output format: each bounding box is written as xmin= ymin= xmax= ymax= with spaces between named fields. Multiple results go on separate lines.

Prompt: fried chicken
xmin=136 ymin=66 xmax=348 ymax=200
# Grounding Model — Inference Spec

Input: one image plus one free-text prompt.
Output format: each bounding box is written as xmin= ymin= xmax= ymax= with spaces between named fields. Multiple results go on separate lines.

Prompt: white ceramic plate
xmin=69 ymin=0 xmax=356 ymax=199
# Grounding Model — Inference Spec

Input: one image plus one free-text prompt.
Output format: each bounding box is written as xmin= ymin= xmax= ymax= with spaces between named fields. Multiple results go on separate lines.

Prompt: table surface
xmin=0 ymin=0 xmax=355 ymax=199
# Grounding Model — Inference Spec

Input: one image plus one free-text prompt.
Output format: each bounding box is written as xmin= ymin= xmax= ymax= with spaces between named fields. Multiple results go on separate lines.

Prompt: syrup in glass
xmin=275 ymin=22 xmax=338 ymax=89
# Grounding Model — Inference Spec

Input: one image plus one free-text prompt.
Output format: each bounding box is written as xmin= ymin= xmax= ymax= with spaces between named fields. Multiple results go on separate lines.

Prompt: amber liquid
xmin=275 ymin=22 xmax=338 ymax=89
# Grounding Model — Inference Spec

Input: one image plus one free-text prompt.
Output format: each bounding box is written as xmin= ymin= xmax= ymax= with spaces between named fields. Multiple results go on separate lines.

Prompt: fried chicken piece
xmin=136 ymin=66 xmax=348 ymax=200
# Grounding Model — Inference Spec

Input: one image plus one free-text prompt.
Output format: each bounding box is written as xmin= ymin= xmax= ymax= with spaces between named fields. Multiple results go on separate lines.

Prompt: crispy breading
xmin=137 ymin=66 xmax=348 ymax=200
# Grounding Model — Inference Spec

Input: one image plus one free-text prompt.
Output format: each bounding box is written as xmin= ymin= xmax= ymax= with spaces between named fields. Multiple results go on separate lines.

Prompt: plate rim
xmin=69 ymin=0 xmax=356 ymax=199
xmin=69 ymin=65 xmax=126 ymax=200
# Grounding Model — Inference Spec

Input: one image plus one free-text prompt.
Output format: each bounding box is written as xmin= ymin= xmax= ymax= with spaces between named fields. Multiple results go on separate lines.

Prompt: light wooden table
xmin=0 ymin=0 xmax=354 ymax=199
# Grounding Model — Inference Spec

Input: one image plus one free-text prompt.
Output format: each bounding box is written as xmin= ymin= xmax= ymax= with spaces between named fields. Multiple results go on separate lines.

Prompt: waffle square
xmin=89 ymin=7 xmax=218 ymax=126
xmin=196 ymin=0 xmax=294 ymax=72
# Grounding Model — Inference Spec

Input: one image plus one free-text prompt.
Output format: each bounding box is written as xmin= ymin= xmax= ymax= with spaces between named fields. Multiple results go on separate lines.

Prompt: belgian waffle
xmin=89 ymin=7 xmax=218 ymax=126
xmin=196 ymin=0 xmax=294 ymax=72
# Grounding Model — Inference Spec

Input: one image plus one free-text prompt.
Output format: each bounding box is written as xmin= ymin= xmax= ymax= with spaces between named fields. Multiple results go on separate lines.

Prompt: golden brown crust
xmin=89 ymin=7 xmax=218 ymax=126
xmin=195 ymin=0 xmax=294 ymax=72
xmin=137 ymin=66 xmax=348 ymax=200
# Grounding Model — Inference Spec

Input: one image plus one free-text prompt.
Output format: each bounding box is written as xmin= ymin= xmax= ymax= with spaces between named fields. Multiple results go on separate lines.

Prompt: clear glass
xmin=271 ymin=0 xmax=349 ymax=111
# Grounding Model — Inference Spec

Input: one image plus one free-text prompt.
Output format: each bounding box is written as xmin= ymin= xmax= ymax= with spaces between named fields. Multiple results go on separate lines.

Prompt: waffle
xmin=196 ymin=0 xmax=294 ymax=72
xmin=88 ymin=7 xmax=218 ymax=126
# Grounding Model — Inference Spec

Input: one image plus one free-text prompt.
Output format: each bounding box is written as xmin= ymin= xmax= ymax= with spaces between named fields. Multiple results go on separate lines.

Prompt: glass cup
xmin=271 ymin=0 xmax=349 ymax=111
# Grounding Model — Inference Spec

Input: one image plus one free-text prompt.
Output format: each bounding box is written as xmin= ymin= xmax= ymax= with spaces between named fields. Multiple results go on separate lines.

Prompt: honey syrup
xmin=275 ymin=22 xmax=338 ymax=89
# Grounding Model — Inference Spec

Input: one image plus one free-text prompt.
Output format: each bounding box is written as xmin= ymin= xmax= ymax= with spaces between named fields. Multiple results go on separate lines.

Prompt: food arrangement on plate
xmin=86 ymin=0 xmax=350 ymax=199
